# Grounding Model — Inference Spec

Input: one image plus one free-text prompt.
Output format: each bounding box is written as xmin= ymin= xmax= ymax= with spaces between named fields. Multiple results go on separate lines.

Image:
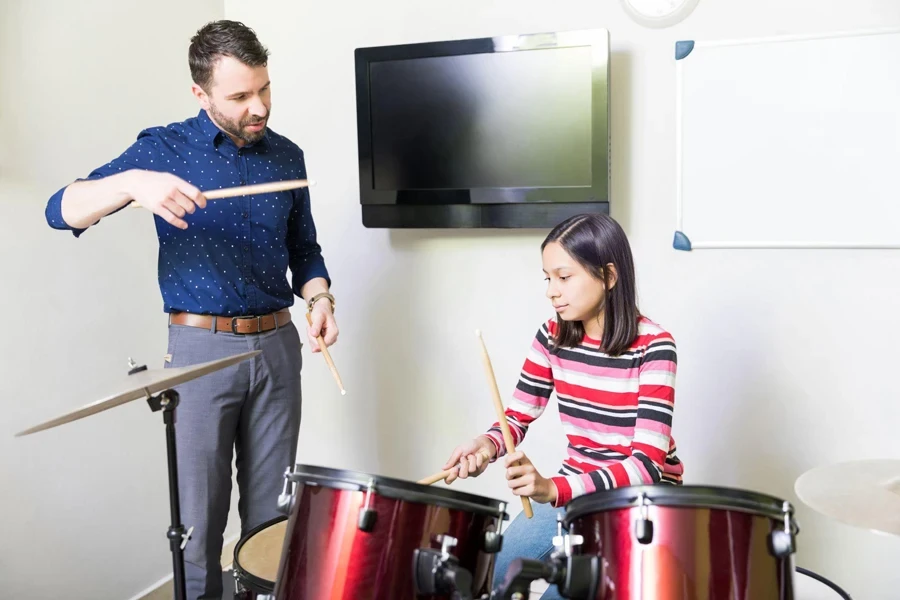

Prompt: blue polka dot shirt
xmin=45 ymin=109 xmax=330 ymax=317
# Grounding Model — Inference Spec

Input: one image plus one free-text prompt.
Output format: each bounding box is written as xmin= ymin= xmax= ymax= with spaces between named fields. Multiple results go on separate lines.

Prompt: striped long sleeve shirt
xmin=484 ymin=317 xmax=684 ymax=507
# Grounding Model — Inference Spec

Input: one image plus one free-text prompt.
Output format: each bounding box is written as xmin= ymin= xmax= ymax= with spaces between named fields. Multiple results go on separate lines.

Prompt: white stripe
xmin=634 ymin=429 xmax=670 ymax=450
xmin=622 ymin=458 xmax=646 ymax=484
xmin=562 ymin=421 xmax=633 ymax=446
xmin=555 ymin=370 xmax=640 ymax=393
xmin=507 ymin=399 xmax=547 ymax=419
xmin=519 ymin=375 xmax=553 ymax=390
xmin=638 ymin=371 xmax=675 ymax=387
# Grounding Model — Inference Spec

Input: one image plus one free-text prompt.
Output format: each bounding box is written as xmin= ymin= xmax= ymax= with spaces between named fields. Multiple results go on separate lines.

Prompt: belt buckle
xmin=231 ymin=315 xmax=263 ymax=334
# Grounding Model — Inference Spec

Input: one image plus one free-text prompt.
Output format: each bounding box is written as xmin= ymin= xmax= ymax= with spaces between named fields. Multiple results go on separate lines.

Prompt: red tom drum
xmin=560 ymin=485 xmax=799 ymax=600
xmin=273 ymin=464 xmax=508 ymax=600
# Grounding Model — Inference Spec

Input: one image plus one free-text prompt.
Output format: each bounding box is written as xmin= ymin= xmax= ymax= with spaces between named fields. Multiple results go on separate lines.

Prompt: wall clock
xmin=620 ymin=0 xmax=700 ymax=28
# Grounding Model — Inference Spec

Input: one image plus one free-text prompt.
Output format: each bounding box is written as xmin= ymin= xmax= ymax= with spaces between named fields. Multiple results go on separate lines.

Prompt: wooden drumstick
xmin=476 ymin=329 xmax=534 ymax=518
xmin=417 ymin=449 xmax=492 ymax=485
xmin=129 ymin=179 xmax=315 ymax=208
xmin=305 ymin=312 xmax=346 ymax=396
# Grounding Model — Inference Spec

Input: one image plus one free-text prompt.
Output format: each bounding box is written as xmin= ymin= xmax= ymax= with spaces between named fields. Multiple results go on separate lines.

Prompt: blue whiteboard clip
xmin=673 ymin=231 xmax=692 ymax=251
xmin=676 ymin=41 xmax=695 ymax=60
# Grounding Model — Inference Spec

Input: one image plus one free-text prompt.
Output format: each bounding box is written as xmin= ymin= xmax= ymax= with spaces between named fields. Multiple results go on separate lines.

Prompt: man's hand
xmin=125 ymin=170 xmax=207 ymax=230
xmin=505 ymin=450 xmax=558 ymax=505
xmin=307 ymin=298 xmax=338 ymax=352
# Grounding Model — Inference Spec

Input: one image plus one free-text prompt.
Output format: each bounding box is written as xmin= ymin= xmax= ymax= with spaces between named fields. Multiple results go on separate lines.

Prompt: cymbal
xmin=15 ymin=350 xmax=261 ymax=437
xmin=795 ymin=459 xmax=900 ymax=537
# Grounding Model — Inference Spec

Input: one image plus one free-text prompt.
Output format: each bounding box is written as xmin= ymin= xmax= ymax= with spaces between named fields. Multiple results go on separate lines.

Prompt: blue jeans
xmin=492 ymin=501 xmax=565 ymax=600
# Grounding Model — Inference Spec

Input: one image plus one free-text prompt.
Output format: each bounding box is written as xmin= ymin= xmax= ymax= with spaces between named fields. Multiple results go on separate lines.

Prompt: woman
xmin=442 ymin=213 xmax=684 ymax=599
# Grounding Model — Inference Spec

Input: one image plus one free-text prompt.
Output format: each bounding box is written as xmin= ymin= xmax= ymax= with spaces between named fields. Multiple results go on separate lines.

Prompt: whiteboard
xmin=674 ymin=28 xmax=900 ymax=251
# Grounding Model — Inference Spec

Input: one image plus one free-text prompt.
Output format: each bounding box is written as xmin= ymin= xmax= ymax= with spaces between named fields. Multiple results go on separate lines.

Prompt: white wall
xmin=225 ymin=0 xmax=900 ymax=598
xmin=0 ymin=2 xmax=224 ymax=598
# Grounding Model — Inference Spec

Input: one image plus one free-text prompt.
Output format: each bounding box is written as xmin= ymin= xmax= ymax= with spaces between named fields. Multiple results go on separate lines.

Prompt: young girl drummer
xmin=442 ymin=213 xmax=684 ymax=600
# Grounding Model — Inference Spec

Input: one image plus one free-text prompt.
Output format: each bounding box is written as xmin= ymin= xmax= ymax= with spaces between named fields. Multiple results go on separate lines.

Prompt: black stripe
xmin=588 ymin=470 xmax=609 ymax=491
xmin=515 ymin=380 xmax=552 ymax=399
xmin=520 ymin=372 xmax=551 ymax=388
xmin=642 ymin=348 xmax=677 ymax=365
xmin=633 ymin=453 xmax=661 ymax=483
xmin=636 ymin=406 xmax=673 ymax=428
xmin=559 ymin=401 xmax=636 ymax=427
xmin=640 ymin=400 xmax=673 ymax=412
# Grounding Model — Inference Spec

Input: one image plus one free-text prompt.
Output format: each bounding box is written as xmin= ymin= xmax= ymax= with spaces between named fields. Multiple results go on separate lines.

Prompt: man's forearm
xmin=300 ymin=277 xmax=330 ymax=303
xmin=61 ymin=171 xmax=136 ymax=230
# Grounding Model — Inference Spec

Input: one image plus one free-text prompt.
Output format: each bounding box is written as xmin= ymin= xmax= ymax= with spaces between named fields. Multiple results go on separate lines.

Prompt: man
xmin=44 ymin=20 xmax=337 ymax=599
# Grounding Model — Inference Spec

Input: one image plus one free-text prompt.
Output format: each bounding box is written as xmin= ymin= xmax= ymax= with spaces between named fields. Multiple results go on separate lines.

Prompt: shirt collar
xmin=197 ymin=109 xmax=271 ymax=151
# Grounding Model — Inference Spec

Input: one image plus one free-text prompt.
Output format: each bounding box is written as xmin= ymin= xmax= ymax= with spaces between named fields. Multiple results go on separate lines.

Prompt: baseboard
xmin=131 ymin=532 xmax=241 ymax=600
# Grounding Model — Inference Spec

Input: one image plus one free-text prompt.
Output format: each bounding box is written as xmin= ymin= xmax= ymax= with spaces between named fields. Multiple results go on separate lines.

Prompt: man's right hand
xmin=126 ymin=170 xmax=207 ymax=230
xmin=442 ymin=435 xmax=497 ymax=484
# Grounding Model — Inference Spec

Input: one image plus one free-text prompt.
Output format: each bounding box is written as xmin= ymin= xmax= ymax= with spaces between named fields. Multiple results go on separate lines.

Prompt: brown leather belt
xmin=169 ymin=309 xmax=292 ymax=335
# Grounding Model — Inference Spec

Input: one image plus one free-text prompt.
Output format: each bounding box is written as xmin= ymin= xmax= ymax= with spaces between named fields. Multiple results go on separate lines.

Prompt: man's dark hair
xmin=189 ymin=20 xmax=270 ymax=90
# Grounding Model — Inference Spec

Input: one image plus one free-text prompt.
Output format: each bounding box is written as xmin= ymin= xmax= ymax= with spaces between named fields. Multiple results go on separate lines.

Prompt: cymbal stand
xmin=130 ymin=359 xmax=191 ymax=600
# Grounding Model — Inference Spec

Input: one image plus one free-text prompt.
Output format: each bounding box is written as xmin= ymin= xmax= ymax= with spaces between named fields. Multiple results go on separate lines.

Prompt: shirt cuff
xmin=45 ymin=185 xmax=87 ymax=238
xmin=483 ymin=430 xmax=504 ymax=462
xmin=550 ymin=476 xmax=573 ymax=507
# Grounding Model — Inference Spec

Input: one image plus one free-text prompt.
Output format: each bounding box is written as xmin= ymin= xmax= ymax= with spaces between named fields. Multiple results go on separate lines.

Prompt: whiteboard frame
xmin=673 ymin=27 xmax=900 ymax=251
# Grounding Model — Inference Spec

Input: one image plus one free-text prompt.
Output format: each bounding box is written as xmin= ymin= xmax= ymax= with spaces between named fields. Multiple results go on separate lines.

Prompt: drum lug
xmin=634 ymin=492 xmax=654 ymax=545
xmin=276 ymin=466 xmax=296 ymax=516
xmin=768 ymin=501 xmax=797 ymax=558
xmin=357 ymin=478 xmax=377 ymax=532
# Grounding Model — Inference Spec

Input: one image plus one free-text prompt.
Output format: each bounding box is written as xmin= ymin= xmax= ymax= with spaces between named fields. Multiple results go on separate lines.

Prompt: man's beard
xmin=208 ymin=101 xmax=269 ymax=144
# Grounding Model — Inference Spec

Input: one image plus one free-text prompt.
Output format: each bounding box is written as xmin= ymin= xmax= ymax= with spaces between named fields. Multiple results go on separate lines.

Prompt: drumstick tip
xmin=475 ymin=329 xmax=482 ymax=338
xmin=341 ymin=389 xmax=347 ymax=396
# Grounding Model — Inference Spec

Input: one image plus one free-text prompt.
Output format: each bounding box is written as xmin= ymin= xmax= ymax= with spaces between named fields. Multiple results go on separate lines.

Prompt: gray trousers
xmin=164 ymin=320 xmax=303 ymax=599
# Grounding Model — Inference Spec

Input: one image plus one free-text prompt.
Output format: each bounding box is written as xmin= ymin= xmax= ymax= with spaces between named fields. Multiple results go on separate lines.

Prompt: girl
xmin=442 ymin=213 xmax=683 ymax=599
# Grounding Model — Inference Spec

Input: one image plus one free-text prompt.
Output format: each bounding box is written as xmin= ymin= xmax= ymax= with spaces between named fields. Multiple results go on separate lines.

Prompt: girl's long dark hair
xmin=542 ymin=213 xmax=639 ymax=356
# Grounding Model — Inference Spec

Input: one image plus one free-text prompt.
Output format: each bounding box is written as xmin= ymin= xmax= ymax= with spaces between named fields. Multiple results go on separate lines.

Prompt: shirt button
xmin=243 ymin=244 xmax=250 ymax=251
xmin=242 ymin=212 xmax=249 ymax=219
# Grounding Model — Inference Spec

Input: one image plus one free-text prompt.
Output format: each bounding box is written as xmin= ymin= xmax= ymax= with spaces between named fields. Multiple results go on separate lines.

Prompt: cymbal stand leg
xmin=147 ymin=389 xmax=189 ymax=600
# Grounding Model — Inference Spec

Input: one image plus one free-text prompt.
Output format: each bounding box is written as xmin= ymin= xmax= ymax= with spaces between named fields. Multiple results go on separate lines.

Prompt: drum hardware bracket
xmin=768 ymin=501 xmax=797 ymax=558
xmin=277 ymin=466 xmax=296 ymax=516
xmin=490 ymin=553 xmax=600 ymax=600
xmin=634 ymin=492 xmax=654 ymax=545
xmin=413 ymin=535 xmax=475 ymax=600
xmin=482 ymin=501 xmax=506 ymax=554
xmin=357 ymin=478 xmax=377 ymax=532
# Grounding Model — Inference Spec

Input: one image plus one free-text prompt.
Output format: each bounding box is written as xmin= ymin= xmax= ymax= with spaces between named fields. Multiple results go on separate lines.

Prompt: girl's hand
xmin=505 ymin=450 xmax=558 ymax=505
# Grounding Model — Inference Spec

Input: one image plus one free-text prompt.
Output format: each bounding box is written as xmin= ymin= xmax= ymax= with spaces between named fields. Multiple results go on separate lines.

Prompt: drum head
xmin=234 ymin=517 xmax=288 ymax=593
xmin=564 ymin=484 xmax=791 ymax=525
xmin=288 ymin=464 xmax=508 ymax=518
xmin=794 ymin=567 xmax=852 ymax=599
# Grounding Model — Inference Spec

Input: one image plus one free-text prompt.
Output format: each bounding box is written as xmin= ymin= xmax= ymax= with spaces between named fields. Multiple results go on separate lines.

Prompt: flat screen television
xmin=354 ymin=29 xmax=610 ymax=228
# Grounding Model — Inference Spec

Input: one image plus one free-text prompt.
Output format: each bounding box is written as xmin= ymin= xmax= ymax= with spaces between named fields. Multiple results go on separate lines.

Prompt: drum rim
xmin=564 ymin=484 xmax=793 ymax=524
xmin=232 ymin=515 xmax=287 ymax=594
xmin=288 ymin=463 xmax=509 ymax=518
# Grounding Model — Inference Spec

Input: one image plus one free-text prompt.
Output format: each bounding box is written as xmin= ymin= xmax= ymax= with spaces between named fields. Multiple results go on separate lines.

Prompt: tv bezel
xmin=354 ymin=29 xmax=610 ymax=228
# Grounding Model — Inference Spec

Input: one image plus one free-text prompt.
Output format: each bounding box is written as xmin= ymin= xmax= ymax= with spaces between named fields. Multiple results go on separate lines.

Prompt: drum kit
xmin=14 ymin=349 xmax=897 ymax=599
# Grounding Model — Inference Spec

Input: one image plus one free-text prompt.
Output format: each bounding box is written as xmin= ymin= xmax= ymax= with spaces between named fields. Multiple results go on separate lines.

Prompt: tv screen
xmin=355 ymin=29 xmax=609 ymax=228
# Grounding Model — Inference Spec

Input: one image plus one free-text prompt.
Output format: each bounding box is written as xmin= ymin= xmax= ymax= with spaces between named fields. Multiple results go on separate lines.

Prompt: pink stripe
xmin=640 ymin=359 xmax=676 ymax=374
xmin=511 ymin=389 xmax=548 ymax=408
xmin=636 ymin=419 xmax=670 ymax=435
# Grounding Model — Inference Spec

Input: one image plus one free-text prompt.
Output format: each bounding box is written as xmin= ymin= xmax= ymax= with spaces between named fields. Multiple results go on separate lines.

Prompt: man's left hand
xmin=505 ymin=450 xmax=558 ymax=505
xmin=307 ymin=300 xmax=339 ymax=351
